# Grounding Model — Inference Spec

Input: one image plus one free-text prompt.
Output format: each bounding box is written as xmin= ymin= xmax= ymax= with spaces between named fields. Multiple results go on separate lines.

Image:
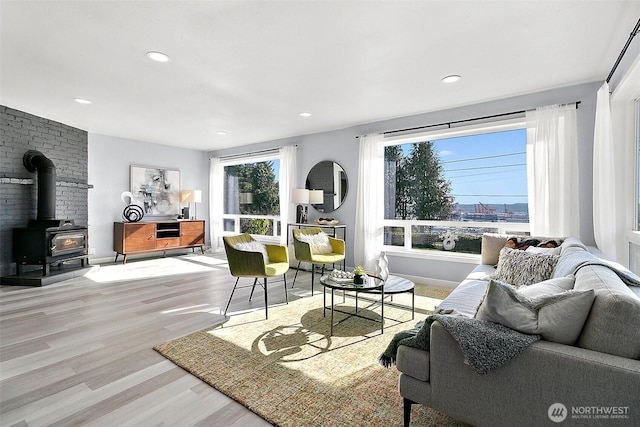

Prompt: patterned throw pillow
xmin=233 ymin=241 xmax=269 ymax=262
xmin=493 ymin=247 xmax=559 ymax=286
xmin=297 ymin=232 xmax=333 ymax=254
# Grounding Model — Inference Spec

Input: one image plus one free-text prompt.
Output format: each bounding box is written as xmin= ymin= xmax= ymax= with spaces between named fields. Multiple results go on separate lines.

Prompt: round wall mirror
xmin=305 ymin=161 xmax=348 ymax=213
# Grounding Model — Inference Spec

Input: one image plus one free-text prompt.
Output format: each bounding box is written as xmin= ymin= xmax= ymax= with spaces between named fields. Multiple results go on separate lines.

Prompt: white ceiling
xmin=1 ymin=1 xmax=639 ymax=152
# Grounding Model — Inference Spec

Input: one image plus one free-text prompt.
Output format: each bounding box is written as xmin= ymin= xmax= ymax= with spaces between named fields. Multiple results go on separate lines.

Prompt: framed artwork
xmin=130 ymin=165 xmax=180 ymax=216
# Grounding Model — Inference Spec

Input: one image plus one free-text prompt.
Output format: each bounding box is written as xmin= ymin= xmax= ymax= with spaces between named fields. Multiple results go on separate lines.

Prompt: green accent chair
xmin=291 ymin=228 xmax=346 ymax=295
xmin=223 ymin=234 xmax=289 ymax=319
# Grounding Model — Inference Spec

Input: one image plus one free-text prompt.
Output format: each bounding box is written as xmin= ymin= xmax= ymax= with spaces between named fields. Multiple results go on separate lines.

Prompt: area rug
xmin=154 ymin=287 xmax=468 ymax=426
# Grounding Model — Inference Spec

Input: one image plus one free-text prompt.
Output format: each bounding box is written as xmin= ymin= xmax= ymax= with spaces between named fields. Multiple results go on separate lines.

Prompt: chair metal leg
xmin=263 ymin=278 xmax=268 ymax=319
xmin=291 ymin=261 xmax=301 ymax=288
xmin=311 ymin=263 xmax=315 ymax=296
xmin=224 ymin=277 xmax=241 ymax=315
xmin=249 ymin=277 xmax=259 ymax=301
xmin=283 ymin=274 xmax=288 ymax=304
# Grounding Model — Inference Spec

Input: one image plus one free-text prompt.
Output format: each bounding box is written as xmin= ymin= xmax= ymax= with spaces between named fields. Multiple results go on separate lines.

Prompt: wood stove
xmin=14 ymin=220 xmax=88 ymax=276
xmin=12 ymin=150 xmax=89 ymax=277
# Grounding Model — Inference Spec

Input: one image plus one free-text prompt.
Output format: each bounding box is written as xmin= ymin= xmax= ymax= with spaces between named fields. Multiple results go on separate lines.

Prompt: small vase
xmin=354 ymin=274 xmax=364 ymax=284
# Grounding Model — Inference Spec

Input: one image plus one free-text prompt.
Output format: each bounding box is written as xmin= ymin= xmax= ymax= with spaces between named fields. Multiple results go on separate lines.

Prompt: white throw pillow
xmin=233 ymin=241 xmax=269 ymax=262
xmin=525 ymin=245 xmax=561 ymax=255
xmin=475 ymin=280 xmax=595 ymax=345
xmin=297 ymin=232 xmax=333 ymax=254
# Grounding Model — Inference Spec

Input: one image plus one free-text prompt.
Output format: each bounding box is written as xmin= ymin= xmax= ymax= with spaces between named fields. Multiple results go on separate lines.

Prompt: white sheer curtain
xmin=593 ymin=82 xmax=618 ymax=258
xmin=278 ymin=145 xmax=297 ymax=245
xmin=354 ymin=133 xmax=384 ymax=271
xmin=526 ymin=104 xmax=580 ymax=237
xmin=209 ymin=157 xmax=224 ymax=251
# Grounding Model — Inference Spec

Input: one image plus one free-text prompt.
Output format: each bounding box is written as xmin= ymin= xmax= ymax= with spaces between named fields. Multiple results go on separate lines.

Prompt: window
xmin=221 ymin=153 xmax=281 ymax=238
xmin=383 ymin=119 xmax=529 ymax=255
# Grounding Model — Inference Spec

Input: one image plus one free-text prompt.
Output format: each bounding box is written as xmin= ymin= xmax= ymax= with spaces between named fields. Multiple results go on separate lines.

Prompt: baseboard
xmin=397 ymin=274 xmax=459 ymax=290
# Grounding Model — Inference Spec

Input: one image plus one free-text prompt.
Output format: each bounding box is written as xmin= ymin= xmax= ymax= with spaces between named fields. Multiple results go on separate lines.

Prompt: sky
xmin=405 ymin=128 xmax=528 ymax=205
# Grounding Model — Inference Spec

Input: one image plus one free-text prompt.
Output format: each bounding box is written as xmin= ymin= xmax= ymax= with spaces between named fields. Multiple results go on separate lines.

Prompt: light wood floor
xmin=0 ymin=252 xmax=316 ymax=427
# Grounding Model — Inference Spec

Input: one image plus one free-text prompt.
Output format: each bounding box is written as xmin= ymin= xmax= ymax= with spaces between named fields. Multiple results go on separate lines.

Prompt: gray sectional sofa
xmin=396 ymin=234 xmax=640 ymax=427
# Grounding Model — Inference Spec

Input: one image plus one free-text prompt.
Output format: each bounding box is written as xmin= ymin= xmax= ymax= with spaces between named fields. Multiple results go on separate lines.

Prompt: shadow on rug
xmin=155 ymin=287 xmax=468 ymax=426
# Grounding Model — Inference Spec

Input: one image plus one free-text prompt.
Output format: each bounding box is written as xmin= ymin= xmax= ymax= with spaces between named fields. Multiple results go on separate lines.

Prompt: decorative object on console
xmin=121 ymin=191 xmax=144 ymax=222
xmin=315 ymin=217 xmax=339 ymax=225
xmin=130 ymin=165 xmax=180 ymax=216
xmin=180 ymin=189 xmax=202 ymax=220
xmin=291 ymin=188 xmax=309 ymax=223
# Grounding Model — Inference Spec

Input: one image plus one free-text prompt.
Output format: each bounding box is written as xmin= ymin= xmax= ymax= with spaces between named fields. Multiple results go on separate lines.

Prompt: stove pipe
xmin=23 ymin=150 xmax=56 ymax=221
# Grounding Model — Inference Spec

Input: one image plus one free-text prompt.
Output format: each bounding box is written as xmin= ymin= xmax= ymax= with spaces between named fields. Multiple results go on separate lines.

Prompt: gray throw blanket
xmin=379 ymin=314 xmax=540 ymax=374
xmin=553 ymin=250 xmax=640 ymax=287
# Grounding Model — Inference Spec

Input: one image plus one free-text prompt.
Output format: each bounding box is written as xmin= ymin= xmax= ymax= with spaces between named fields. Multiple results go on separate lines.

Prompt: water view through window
xmin=384 ymin=128 xmax=529 ymax=254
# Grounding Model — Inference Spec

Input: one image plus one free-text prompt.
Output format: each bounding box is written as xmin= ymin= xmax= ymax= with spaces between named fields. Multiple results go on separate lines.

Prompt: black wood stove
xmin=13 ymin=150 xmax=89 ymax=276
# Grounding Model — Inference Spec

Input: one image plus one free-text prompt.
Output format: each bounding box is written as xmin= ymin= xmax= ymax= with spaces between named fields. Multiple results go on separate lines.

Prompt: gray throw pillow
xmin=518 ymin=275 xmax=576 ymax=298
xmin=475 ymin=280 xmax=595 ymax=345
xmin=493 ymin=247 xmax=559 ymax=286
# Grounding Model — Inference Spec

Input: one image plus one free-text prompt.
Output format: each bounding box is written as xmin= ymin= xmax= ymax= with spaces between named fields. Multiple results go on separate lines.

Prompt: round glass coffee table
xmin=319 ymin=274 xmax=385 ymax=336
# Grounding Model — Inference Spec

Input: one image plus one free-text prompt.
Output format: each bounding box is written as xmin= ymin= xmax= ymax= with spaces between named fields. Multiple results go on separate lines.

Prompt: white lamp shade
xmin=181 ymin=189 xmax=202 ymax=203
xmin=290 ymin=188 xmax=309 ymax=204
xmin=309 ymin=190 xmax=323 ymax=204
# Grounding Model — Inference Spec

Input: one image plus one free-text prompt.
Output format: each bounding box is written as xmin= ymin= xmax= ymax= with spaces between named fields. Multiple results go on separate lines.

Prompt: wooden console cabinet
xmin=113 ymin=220 xmax=205 ymax=263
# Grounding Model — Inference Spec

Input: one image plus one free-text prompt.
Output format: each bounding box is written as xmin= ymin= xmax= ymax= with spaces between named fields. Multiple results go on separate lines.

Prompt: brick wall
xmin=0 ymin=105 xmax=88 ymax=277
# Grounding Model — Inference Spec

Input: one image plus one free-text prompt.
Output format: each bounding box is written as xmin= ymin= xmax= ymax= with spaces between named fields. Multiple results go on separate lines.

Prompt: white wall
xmin=88 ymin=134 xmax=210 ymax=261
xmin=211 ymin=81 xmax=601 ymax=283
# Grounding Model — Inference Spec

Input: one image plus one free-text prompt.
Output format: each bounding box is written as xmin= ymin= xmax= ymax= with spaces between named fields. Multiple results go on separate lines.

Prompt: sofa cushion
xmin=574 ymin=265 xmax=640 ymax=359
xmin=475 ymin=280 xmax=595 ymax=345
xmin=436 ymin=265 xmax=494 ymax=317
xmin=481 ymin=233 xmax=508 ymax=265
xmin=493 ymin=247 xmax=559 ymax=286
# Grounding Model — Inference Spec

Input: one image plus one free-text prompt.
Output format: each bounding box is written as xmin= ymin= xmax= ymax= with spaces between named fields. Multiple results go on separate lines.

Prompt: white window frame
xmin=382 ymin=117 xmax=529 ymax=262
xmin=219 ymin=151 xmax=282 ymax=244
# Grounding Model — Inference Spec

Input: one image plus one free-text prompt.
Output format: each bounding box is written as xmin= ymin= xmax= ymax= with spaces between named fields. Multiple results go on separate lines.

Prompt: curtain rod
xmin=606 ymin=17 xmax=640 ymax=83
xmin=216 ymin=145 xmax=297 ymax=161
xmin=357 ymin=101 xmax=580 ymax=138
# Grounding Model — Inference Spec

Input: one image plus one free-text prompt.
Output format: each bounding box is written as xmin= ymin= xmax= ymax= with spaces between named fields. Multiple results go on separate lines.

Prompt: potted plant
xmin=353 ymin=265 xmax=365 ymax=284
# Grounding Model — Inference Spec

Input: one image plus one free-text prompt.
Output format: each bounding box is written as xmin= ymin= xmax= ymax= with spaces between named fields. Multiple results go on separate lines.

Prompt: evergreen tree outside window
xmin=383 ymin=122 xmax=528 ymax=254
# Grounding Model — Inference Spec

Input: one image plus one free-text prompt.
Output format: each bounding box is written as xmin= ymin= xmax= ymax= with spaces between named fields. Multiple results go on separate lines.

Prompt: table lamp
xmin=180 ymin=189 xmax=202 ymax=220
xmin=291 ymin=188 xmax=309 ymax=223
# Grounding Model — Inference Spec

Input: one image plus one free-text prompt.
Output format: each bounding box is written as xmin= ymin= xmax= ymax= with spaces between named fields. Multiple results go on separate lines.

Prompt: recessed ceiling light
xmin=299 ymin=112 xmax=312 ymax=117
xmin=74 ymin=98 xmax=92 ymax=104
xmin=441 ymin=75 xmax=462 ymax=83
xmin=146 ymin=51 xmax=170 ymax=62
xmin=216 ymin=131 xmax=227 ymax=135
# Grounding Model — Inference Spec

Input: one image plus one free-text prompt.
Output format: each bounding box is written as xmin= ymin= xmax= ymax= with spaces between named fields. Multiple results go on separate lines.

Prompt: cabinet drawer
xmin=157 ymin=238 xmax=181 ymax=248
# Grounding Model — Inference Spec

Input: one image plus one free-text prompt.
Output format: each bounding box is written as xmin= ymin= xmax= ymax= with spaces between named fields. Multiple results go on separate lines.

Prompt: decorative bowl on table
xmin=328 ymin=269 xmax=354 ymax=283
xmin=316 ymin=218 xmax=339 ymax=225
